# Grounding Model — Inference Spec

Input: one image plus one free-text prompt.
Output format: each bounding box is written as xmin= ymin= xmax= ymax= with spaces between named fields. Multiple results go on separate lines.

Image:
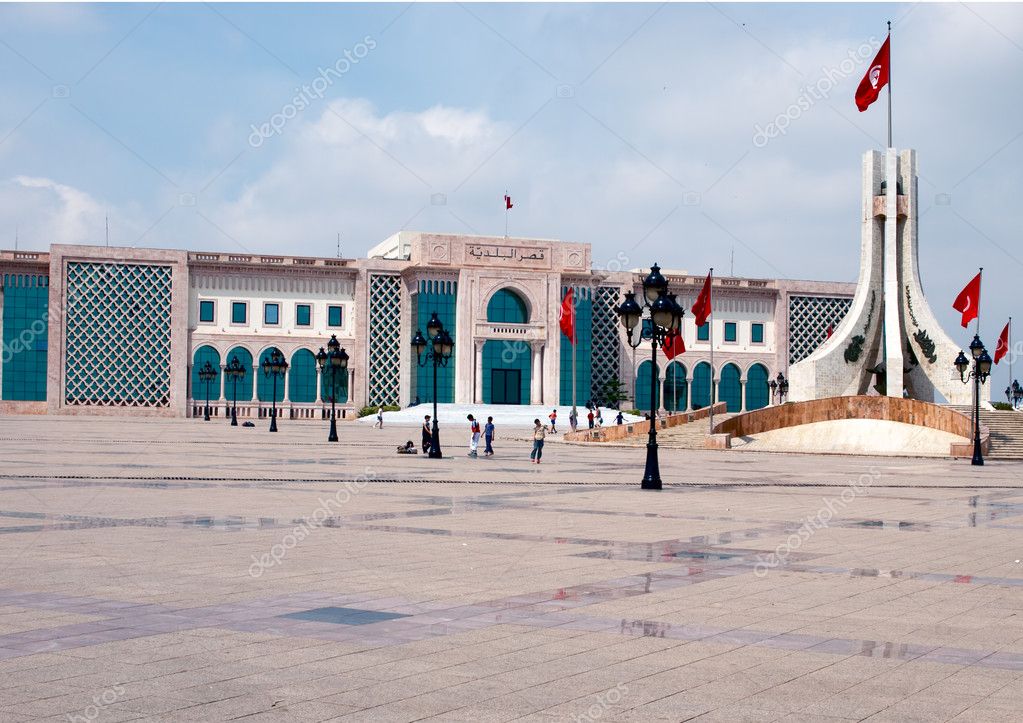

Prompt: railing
xmin=188 ymin=400 xmax=355 ymax=421
xmin=474 ymin=321 xmax=546 ymax=341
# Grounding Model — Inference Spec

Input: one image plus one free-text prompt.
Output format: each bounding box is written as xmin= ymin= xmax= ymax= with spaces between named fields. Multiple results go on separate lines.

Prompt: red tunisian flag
xmin=952 ymin=272 xmax=982 ymax=328
xmin=691 ymin=271 xmax=712 ymax=327
xmin=662 ymin=330 xmax=685 ymax=360
xmin=559 ymin=288 xmax=575 ymax=344
xmin=826 ymin=323 xmax=834 ymax=339
xmin=995 ymin=321 xmax=1010 ymax=364
xmin=504 ymin=194 xmax=513 ymax=210
xmin=855 ymin=35 xmax=890 ymax=112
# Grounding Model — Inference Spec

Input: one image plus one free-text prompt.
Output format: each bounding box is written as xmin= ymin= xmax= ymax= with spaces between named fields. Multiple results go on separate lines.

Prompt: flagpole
xmin=976 ymin=267 xmax=983 ymax=337
xmin=708 ymin=268 xmax=714 ymax=435
xmin=1009 ymin=316 xmax=1013 ymax=402
xmin=571 ymin=287 xmax=577 ymax=422
xmin=887 ymin=20 xmax=892 ymax=148
xmin=504 ymin=190 xmax=509 ymax=238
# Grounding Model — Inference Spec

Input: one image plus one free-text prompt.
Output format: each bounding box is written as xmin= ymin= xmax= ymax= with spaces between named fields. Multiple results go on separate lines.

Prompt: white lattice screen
xmin=788 ymin=295 xmax=852 ymax=365
xmin=368 ymin=274 xmax=401 ymax=406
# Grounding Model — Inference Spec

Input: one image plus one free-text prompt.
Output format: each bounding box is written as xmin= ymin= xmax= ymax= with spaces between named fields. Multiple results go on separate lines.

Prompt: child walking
xmin=467 ymin=414 xmax=481 ymax=458
xmin=483 ymin=416 xmax=495 ymax=456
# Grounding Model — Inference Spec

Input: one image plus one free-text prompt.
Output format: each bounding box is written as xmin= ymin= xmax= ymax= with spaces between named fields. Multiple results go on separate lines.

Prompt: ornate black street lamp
xmin=1013 ymin=380 xmax=1022 ymax=410
xmin=197 ymin=360 xmax=217 ymax=421
xmin=773 ymin=372 xmax=788 ymax=404
xmin=224 ymin=355 xmax=246 ymax=427
xmin=412 ymin=312 xmax=454 ymax=459
xmin=316 ymin=334 xmax=350 ymax=443
xmin=617 ymin=264 xmax=684 ymax=490
xmin=954 ymin=334 xmax=992 ymax=466
xmin=261 ymin=347 xmax=288 ymax=433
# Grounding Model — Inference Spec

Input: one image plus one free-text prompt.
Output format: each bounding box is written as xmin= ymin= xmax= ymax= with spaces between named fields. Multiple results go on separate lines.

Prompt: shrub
xmin=358 ymin=405 xmax=400 ymax=418
xmin=992 ymin=402 xmax=1014 ymax=411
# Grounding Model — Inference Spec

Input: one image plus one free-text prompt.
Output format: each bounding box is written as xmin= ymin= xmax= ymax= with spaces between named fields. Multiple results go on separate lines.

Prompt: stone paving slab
xmin=0 ymin=416 xmax=1022 ymax=720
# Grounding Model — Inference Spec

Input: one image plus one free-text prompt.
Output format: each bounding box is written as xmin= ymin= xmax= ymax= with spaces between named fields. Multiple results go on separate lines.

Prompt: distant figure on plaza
xmin=410 ymin=395 xmax=420 ymax=407
xmin=587 ymin=408 xmax=595 ymax=429
xmin=595 ymin=406 xmax=603 ymax=425
xmin=396 ymin=440 xmax=417 ymax=454
xmin=467 ymin=414 xmax=481 ymax=458
xmin=615 ymin=411 xmax=624 ymax=425
xmin=421 ymin=415 xmax=432 ymax=455
xmin=568 ymin=408 xmax=578 ymax=432
xmin=548 ymin=408 xmax=558 ymax=433
xmin=483 ymin=416 xmax=495 ymax=456
xmin=374 ymin=407 xmax=384 ymax=429
xmin=530 ymin=419 xmax=547 ymax=464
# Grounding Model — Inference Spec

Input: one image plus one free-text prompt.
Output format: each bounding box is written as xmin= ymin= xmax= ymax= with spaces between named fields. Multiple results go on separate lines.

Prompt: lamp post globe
xmin=641 ymin=263 xmax=668 ymax=304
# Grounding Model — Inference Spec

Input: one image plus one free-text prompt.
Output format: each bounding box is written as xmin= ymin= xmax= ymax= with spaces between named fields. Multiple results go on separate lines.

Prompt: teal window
xmin=724 ymin=322 xmax=737 ymax=343
xmin=257 ymin=348 xmax=285 ymax=402
xmin=231 ymin=302 xmax=247 ymax=324
xmin=692 ymin=362 xmax=712 ymax=409
xmin=664 ymin=362 xmax=687 ymax=412
xmin=557 ymin=286 xmax=592 ymax=405
xmin=225 ymin=347 xmax=253 ymax=401
xmin=199 ymin=300 xmax=215 ymax=323
xmin=751 ymin=323 xmax=764 ymax=344
xmin=295 ymin=304 xmax=311 ymax=327
xmin=697 ymin=323 xmax=709 ymax=341
xmin=288 ymin=349 xmax=317 ymax=403
xmin=2 ymin=274 xmax=49 ymax=401
xmin=414 ymin=280 xmax=457 ymax=404
xmin=746 ymin=363 xmax=769 ymax=410
xmin=720 ymin=363 xmax=742 ymax=412
xmin=264 ymin=303 xmax=279 ymax=325
xmin=486 ymin=289 xmax=528 ymax=323
xmin=191 ymin=346 xmax=221 ymax=400
xmin=635 ymin=360 xmax=659 ymax=411
xmin=328 ymin=305 xmax=343 ymax=327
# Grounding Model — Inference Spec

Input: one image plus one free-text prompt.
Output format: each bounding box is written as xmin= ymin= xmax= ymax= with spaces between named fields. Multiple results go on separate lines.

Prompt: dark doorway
xmin=491 ymin=369 xmax=522 ymax=405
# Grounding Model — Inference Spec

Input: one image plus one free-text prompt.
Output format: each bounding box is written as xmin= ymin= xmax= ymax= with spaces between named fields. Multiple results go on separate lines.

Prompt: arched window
xmin=746 ymin=364 xmax=769 ymax=411
xmin=191 ymin=346 xmax=221 ymax=401
xmin=486 ymin=289 xmax=528 ymax=323
xmin=319 ymin=355 xmax=349 ymax=403
xmin=664 ymin=362 xmax=687 ymax=412
xmin=635 ymin=360 xmax=660 ymax=412
xmin=256 ymin=348 xmax=285 ymax=402
xmin=720 ymin=363 xmax=742 ymax=413
xmin=692 ymin=362 xmax=712 ymax=410
xmin=224 ymin=347 xmax=253 ymax=401
xmin=289 ymin=349 xmax=317 ymax=403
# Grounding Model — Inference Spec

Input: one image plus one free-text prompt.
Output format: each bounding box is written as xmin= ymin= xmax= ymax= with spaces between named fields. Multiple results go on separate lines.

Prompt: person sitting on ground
xmin=396 ymin=440 xmax=417 ymax=454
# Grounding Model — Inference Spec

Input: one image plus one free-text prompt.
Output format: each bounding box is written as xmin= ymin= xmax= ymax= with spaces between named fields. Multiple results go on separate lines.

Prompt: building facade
xmin=0 ymin=233 xmax=854 ymax=419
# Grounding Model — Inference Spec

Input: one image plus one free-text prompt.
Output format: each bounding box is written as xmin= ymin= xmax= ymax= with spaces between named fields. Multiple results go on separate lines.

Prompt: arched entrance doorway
xmin=482 ymin=289 xmax=531 ymax=404
xmin=692 ymin=362 xmax=712 ymax=410
xmin=636 ymin=360 xmax=660 ymax=412
xmin=664 ymin=361 xmax=687 ymax=412
xmin=720 ymin=363 xmax=742 ymax=412
xmin=746 ymin=363 xmax=769 ymax=411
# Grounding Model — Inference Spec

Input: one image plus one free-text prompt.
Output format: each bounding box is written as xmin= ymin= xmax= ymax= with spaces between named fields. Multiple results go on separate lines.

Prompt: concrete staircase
xmin=948 ymin=406 xmax=1023 ymax=459
xmin=619 ymin=414 xmax=735 ymax=449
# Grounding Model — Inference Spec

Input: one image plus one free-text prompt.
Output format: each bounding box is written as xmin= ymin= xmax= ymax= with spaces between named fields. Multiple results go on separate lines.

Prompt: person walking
xmin=587 ymin=409 xmax=595 ymax=429
xmin=373 ymin=407 xmax=384 ymax=429
xmin=615 ymin=411 xmax=624 ymax=425
xmin=548 ymin=408 xmax=558 ymax=433
xmin=569 ymin=408 xmax=578 ymax=432
xmin=530 ymin=418 xmax=547 ymax=464
xmin=467 ymin=414 xmax=481 ymax=458
xmin=483 ymin=416 xmax=495 ymax=456
xmin=421 ymin=414 xmax=433 ymax=455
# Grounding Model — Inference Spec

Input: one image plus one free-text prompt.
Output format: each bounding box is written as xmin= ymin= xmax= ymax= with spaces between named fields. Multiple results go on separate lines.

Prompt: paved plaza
xmin=0 ymin=416 xmax=1021 ymax=721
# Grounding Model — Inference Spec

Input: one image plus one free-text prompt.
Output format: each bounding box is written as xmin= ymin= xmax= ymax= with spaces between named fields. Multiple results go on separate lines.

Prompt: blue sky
xmin=2 ymin=2 xmax=1023 ymax=390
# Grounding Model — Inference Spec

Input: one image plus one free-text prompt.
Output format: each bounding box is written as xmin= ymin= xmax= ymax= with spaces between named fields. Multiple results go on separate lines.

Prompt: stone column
xmin=530 ymin=342 xmax=544 ymax=404
xmin=474 ymin=340 xmax=485 ymax=404
xmin=739 ymin=379 xmax=747 ymax=412
xmin=685 ymin=376 xmax=693 ymax=412
xmin=349 ymin=368 xmax=355 ymax=405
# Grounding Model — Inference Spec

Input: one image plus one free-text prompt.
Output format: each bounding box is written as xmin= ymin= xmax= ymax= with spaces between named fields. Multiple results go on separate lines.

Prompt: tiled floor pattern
xmin=0 ymin=417 xmax=1022 ymax=721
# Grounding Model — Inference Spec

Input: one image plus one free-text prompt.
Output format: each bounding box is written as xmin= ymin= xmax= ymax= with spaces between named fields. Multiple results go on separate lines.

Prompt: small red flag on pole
xmin=952 ymin=271 xmax=982 ymax=328
xmin=691 ymin=271 xmax=712 ymax=327
xmin=559 ymin=288 xmax=576 ymax=344
xmin=855 ymin=34 xmax=890 ymax=112
xmin=995 ymin=321 xmax=1010 ymax=365
xmin=826 ymin=323 xmax=834 ymax=339
xmin=504 ymin=194 xmax=513 ymax=210
xmin=661 ymin=330 xmax=685 ymax=360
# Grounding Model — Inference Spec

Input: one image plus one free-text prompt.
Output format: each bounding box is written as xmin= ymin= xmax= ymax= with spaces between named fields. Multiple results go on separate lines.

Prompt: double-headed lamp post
xmin=197 ymin=361 xmax=217 ymax=421
xmin=261 ymin=347 xmax=288 ymax=433
xmin=224 ymin=355 xmax=247 ymax=427
xmin=954 ymin=334 xmax=993 ymax=466
xmin=316 ymin=334 xmax=350 ymax=443
xmin=616 ymin=263 xmax=684 ymax=490
xmin=411 ymin=312 xmax=454 ymax=459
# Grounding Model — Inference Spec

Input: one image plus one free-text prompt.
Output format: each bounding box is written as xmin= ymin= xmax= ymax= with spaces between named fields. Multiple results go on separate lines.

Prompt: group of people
xmin=396 ymin=404 xmax=629 ymax=462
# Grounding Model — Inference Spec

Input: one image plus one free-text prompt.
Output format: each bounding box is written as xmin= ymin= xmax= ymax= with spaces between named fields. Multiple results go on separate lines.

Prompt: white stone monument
xmin=789 ymin=149 xmax=976 ymax=405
